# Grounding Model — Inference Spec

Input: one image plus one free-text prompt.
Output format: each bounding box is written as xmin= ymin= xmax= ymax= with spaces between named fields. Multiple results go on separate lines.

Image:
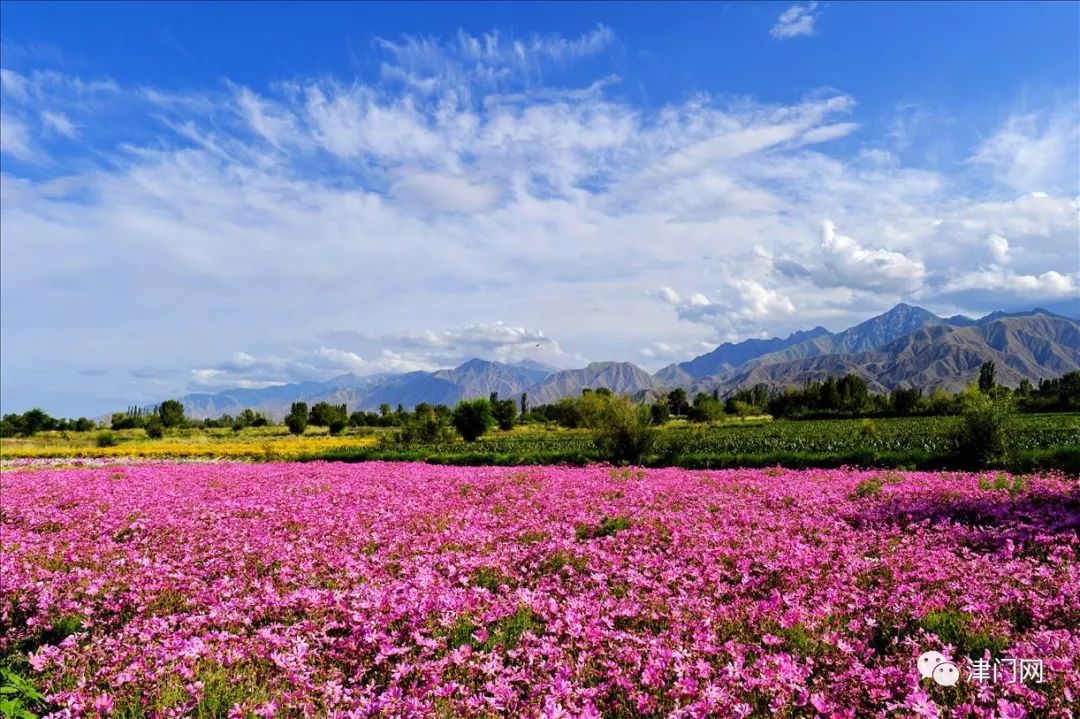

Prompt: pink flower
xmin=996 ymin=699 xmax=1027 ymax=719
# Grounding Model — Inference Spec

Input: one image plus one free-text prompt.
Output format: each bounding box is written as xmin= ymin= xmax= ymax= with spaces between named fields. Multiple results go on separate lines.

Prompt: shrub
xmin=492 ymin=398 xmax=517 ymax=431
xmin=144 ymin=416 xmax=165 ymax=439
xmin=451 ymin=399 xmax=495 ymax=442
xmin=310 ymin=402 xmax=347 ymax=428
xmin=328 ymin=419 xmax=347 ymax=436
xmin=859 ymin=419 xmax=881 ymax=441
xmin=954 ymin=401 xmax=1010 ymax=467
xmin=593 ymin=396 xmax=654 ymax=464
xmin=399 ymin=413 xmax=455 ymax=445
xmin=95 ymin=431 xmax=119 ymax=448
xmin=649 ymin=402 xmax=671 ymax=425
xmin=285 ymin=402 xmax=309 ymax=436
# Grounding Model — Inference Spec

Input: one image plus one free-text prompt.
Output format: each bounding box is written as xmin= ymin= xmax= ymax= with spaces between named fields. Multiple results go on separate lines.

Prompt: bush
xmin=399 ymin=413 xmax=455 ymax=445
xmin=328 ymin=419 xmax=347 ymax=436
xmin=954 ymin=402 xmax=1010 ymax=467
xmin=144 ymin=416 xmax=165 ymax=439
xmin=285 ymin=402 xmax=309 ymax=436
xmin=593 ymin=395 xmax=654 ymax=464
xmin=95 ymin=431 xmax=119 ymax=448
xmin=492 ymin=398 xmax=517 ymax=431
xmin=649 ymin=402 xmax=670 ymax=425
xmin=452 ymin=399 xmax=495 ymax=442
xmin=310 ymin=402 xmax=347 ymax=427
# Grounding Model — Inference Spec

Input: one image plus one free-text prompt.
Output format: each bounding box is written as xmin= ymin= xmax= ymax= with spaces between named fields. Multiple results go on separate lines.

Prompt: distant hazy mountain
xmin=173 ymin=305 xmax=1080 ymax=418
xmin=180 ymin=360 xmax=557 ymax=419
xmin=526 ymin=362 xmax=659 ymax=405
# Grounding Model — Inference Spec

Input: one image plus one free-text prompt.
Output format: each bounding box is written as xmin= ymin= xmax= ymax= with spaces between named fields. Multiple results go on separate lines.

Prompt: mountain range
xmin=176 ymin=304 xmax=1080 ymax=419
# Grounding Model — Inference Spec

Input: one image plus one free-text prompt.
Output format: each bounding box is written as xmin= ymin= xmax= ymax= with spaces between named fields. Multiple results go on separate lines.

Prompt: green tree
xmin=649 ymin=402 xmax=670 ymax=425
xmin=666 ymin=388 xmax=689 ymax=416
xmin=492 ymin=398 xmax=517 ymax=431
xmin=158 ymin=399 xmax=185 ymax=428
xmin=451 ymin=399 xmax=495 ymax=442
xmin=309 ymin=402 xmax=346 ymax=427
xmin=890 ymin=387 xmax=923 ymax=415
xmin=285 ymin=402 xmax=309 ymax=435
xmin=0 ymin=414 xmax=23 ymax=438
xmin=578 ymin=390 xmax=610 ymax=428
xmin=379 ymin=403 xmax=391 ymax=418
xmin=688 ymin=393 xmax=723 ymax=422
xmin=594 ymin=396 xmax=654 ymax=464
xmin=978 ymin=361 xmax=997 ymax=394
xmin=520 ymin=392 xmax=528 ymax=417
xmin=18 ymin=408 xmax=54 ymax=436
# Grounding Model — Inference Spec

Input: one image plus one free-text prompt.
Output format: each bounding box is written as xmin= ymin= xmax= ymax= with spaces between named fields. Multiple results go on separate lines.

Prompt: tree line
xmin=3 ymin=364 xmax=1076 ymax=440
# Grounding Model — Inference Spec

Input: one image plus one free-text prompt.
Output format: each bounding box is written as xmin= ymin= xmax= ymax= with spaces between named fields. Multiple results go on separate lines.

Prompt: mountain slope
xmin=667 ymin=326 xmax=832 ymax=380
xmin=526 ymin=362 xmax=659 ymax=405
xmin=738 ymin=303 xmax=945 ymax=370
xmin=697 ymin=313 xmax=1080 ymax=396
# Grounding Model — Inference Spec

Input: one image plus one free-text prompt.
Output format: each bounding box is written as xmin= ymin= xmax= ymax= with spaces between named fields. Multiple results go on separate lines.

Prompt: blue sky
xmin=1 ymin=1 xmax=1078 ymax=416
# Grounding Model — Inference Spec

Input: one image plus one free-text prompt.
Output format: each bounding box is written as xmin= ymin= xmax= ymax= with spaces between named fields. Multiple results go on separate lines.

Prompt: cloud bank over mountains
xmin=0 ymin=22 xmax=1077 ymax=412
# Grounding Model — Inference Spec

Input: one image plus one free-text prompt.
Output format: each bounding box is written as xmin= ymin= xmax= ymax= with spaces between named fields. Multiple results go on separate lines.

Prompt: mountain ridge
xmin=174 ymin=305 xmax=1080 ymax=419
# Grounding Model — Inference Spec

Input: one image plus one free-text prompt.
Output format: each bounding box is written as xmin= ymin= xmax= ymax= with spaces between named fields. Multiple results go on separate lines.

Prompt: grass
xmin=918 ymin=609 xmax=1009 ymax=659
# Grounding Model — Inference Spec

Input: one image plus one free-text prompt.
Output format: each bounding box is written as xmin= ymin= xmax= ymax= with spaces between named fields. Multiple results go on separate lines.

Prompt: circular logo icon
xmin=932 ymin=661 xmax=960 ymax=686
xmin=917 ymin=651 xmax=948 ymax=679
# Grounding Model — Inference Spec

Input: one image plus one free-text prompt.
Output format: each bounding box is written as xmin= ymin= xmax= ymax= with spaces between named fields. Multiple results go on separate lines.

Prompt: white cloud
xmin=0 ymin=113 xmax=36 ymax=160
xmin=970 ymin=107 xmax=1080 ymax=194
xmin=815 ymin=219 xmax=927 ymax=292
xmin=40 ymin=110 xmax=77 ymax=138
xmin=391 ymin=168 xmax=501 ymax=213
xmin=988 ymin=234 xmax=1010 ymax=264
xmin=0 ymin=30 xmax=1077 ymax=413
xmin=655 ymin=287 xmax=681 ymax=305
xmin=375 ymin=25 xmax=615 ymax=91
xmin=771 ymin=3 xmax=821 ymax=39
xmin=185 ymin=321 xmax=575 ymax=391
xmin=940 ymin=267 xmax=1078 ymax=299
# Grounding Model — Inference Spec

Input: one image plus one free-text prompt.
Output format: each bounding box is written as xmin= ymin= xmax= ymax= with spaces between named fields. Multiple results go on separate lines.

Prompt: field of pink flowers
xmin=1 ymin=462 xmax=1077 ymax=718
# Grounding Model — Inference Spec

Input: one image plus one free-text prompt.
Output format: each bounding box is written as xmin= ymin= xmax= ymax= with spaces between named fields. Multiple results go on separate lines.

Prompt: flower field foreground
xmin=1 ymin=463 xmax=1077 ymax=718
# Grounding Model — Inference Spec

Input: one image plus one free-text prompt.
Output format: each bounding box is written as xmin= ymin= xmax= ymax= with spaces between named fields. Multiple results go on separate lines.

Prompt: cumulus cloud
xmin=988 ymin=235 xmax=1010 ymax=264
xmin=940 ymin=267 xmax=1078 ymax=299
xmin=815 ymin=220 xmax=927 ymax=292
xmin=771 ymin=3 xmax=821 ymax=39
xmin=653 ymin=278 xmax=799 ymax=340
